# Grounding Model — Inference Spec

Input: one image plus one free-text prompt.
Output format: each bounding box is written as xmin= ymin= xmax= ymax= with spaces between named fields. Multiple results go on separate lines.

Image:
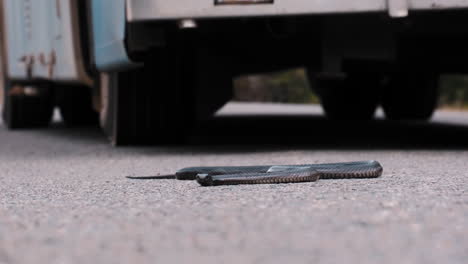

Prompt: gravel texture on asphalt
xmin=0 ymin=103 xmax=467 ymax=264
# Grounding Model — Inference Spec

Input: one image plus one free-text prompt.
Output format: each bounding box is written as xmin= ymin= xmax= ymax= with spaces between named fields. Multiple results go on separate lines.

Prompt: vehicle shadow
xmin=185 ymin=114 xmax=468 ymax=151
xmin=34 ymin=122 xmax=107 ymax=145
xmin=4 ymin=111 xmax=467 ymax=154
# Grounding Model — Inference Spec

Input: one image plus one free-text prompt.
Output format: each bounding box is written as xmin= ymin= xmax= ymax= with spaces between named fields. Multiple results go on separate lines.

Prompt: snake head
xmin=196 ymin=174 xmax=214 ymax=186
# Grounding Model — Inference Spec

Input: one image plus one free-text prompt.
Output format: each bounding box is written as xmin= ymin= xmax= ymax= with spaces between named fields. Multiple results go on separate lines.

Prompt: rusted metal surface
xmin=19 ymin=54 xmax=34 ymax=79
xmin=23 ymin=0 xmax=32 ymax=40
xmin=1 ymin=0 xmax=92 ymax=86
xmin=38 ymin=51 xmax=56 ymax=78
xmin=55 ymin=0 xmax=61 ymax=18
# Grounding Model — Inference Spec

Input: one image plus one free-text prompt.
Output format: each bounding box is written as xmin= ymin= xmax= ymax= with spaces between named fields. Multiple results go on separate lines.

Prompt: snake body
xmin=196 ymin=167 xmax=321 ymax=187
xmin=176 ymin=160 xmax=383 ymax=186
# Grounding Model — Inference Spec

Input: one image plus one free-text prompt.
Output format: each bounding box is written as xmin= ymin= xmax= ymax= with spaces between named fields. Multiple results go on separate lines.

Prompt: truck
xmin=1 ymin=0 xmax=468 ymax=144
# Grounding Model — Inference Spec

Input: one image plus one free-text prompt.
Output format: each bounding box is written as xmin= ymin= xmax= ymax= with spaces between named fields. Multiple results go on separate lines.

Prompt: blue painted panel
xmin=3 ymin=0 xmax=30 ymax=79
xmin=3 ymin=0 xmax=93 ymax=83
xmin=91 ymin=0 xmax=135 ymax=71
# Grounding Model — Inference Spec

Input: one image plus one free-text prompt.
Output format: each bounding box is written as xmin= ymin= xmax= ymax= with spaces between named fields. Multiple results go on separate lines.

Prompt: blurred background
xmin=234 ymin=68 xmax=468 ymax=110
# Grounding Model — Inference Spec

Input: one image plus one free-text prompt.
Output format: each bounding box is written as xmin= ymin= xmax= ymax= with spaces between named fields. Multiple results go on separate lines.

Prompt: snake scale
xmin=171 ymin=160 xmax=383 ymax=186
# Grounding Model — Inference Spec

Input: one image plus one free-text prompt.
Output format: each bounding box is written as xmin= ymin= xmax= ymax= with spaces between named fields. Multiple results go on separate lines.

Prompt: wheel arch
xmin=90 ymin=0 xmax=136 ymax=72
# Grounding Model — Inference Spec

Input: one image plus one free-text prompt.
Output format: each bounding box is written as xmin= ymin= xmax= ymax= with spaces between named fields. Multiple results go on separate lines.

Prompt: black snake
xmin=128 ymin=160 xmax=383 ymax=187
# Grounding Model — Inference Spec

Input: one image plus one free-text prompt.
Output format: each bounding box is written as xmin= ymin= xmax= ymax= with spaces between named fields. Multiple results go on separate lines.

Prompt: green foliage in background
xmin=234 ymin=69 xmax=319 ymax=104
xmin=235 ymin=69 xmax=468 ymax=110
xmin=439 ymin=75 xmax=468 ymax=109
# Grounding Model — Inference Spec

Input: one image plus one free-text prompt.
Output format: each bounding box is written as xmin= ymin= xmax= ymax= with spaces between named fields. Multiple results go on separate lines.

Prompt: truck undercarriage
xmin=2 ymin=0 xmax=468 ymax=144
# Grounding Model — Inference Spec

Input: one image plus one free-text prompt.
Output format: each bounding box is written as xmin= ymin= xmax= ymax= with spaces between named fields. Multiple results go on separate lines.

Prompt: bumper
xmin=126 ymin=0 xmax=468 ymax=21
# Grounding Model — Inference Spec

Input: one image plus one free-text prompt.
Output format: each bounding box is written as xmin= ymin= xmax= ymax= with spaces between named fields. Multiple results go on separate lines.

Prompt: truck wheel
xmin=100 ymin=65 xmax=195 ymax=145
xmin=100 ymin=35 xmax=232 ymax=145
xmin=309 ymin=73 xmax=382 ymax=120
xmin=57 ymin=85 xmax=98 ymax=127
xmin=2 ymin=80 xmax=54 ymax=129
xmin=382 ymin=74 xmax=439 ymax=121
xmin=99 ymin=68 xmax=187 ymax=145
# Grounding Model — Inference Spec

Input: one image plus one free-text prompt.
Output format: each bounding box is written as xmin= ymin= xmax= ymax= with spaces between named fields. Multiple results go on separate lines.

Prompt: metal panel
xmin=388 ymin=0 xmax=409 ymax=17
xmin=52 ymin=0 xmax=92 ymax=85
xmin=91 ymin=0 xmax=135 ymax=72
xmin=126 ymin=0 xmax=468 ymax=21
xmin=30 ymin=0 xmax=54 ymax=79
xmin=2 ymin=0 xmax=92 ymax=85
xmin=3 ymin=0 xmax=31 ymax=79
xmin=410 ymin=0 xmax=468 ymax=9
xmin=127 ymin=0 xmax=387 ymax=21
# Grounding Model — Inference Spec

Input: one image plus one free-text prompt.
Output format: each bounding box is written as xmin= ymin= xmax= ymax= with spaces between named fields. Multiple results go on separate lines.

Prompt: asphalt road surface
xmin=0 ymin=103 xmax=467 ymax=264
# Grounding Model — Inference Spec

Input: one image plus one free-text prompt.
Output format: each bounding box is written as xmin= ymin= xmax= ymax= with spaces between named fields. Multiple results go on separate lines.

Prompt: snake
xmin=128 ymin=160 xmax=383 ymax=187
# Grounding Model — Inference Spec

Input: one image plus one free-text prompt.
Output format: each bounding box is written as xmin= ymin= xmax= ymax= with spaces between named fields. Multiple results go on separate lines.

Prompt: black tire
xmin=100 ymin=33 xmax=233 ymax=145
xmin=57 ymin=85 xmax=98 ymax=127
xmin=308 ymin=73 xmax=382 ymax=120
xmin=2 ymin=80 xmax=54 ymax=129
xmin=382 ymin=73 xmax=439 ymax=121
xmin=100 ymin=67 xmax=191 ymax=145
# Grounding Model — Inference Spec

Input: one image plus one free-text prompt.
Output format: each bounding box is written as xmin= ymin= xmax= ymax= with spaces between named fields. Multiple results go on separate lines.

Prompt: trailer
xmin=2 ymin=0 xmax=468 ymax=144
